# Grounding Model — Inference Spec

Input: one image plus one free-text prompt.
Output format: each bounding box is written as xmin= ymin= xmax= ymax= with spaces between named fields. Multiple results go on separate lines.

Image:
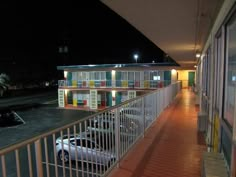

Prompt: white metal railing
xmin=0 ymin=82 xmax=181 ymax=177
xmin=58 ymin=79 xmax=170 ymax=89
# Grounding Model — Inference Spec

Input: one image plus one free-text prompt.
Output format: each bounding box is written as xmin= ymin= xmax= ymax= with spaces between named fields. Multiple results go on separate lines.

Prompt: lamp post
xmin=133 ymin=54 xmax=139 ymax=63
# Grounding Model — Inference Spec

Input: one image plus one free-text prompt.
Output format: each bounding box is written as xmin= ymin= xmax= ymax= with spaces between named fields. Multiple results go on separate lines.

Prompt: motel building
xmin=57 ymin=63 xmax=195 ymax=111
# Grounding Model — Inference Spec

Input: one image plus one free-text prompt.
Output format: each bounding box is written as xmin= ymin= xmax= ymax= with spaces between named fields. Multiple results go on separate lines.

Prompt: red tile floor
xmin=109 ymin=89 xmax=206 ymax=177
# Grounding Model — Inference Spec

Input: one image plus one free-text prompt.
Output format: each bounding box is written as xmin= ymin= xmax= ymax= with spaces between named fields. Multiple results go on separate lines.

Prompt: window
xmin=150 ymin=71 xmax=158 ymax=80
xmin=224 ymin=13 xmax=236 ymax=127
xmin=144 ymin=71 xmax=150 ymax=80
xmin=86 ymin=140 xmax=96 ymax=149
xmin=135 ymin=72 xmax=140 ymax=81
xmin=121 ymin=72 xmax=128 ymax=80
xmin=71 ymin=139 xmax=81 ymax=146
xmin=128 ymin=72 xmax=134 ymax=81
xmin=214 ymin=34 xmax=223 ymax=112
xmin=82 ymin=72 xmax=88 ymax=80
xmin=89 ymin=72 xmax=95 ymax=80
xmin=94 ymin=72 xmax=100 ymax=80
xmin=81 ymin=139 xmax=87 ymax=147
xmin=78 ymin=72 xmax=83 ymax=80
xmin=101 ymin=72 xmax=106 ymax=80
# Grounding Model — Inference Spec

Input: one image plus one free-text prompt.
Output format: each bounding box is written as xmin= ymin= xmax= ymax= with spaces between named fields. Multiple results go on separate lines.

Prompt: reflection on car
xmin=56 ymin=131 xmax=115 ymax=167
xmin=87 ymin=118 xmax=138 ymax=144
xmin=119 ymin=107 xmax=153 ymax=126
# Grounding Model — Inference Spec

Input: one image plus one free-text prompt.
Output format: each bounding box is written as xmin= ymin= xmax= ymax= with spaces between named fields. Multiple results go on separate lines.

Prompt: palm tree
xmin=0 ymin=73 xmax=10 ymax=97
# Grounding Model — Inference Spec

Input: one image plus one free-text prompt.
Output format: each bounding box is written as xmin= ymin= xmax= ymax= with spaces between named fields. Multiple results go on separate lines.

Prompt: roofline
xmin=57 ymin=62 xmax=180 ymax=71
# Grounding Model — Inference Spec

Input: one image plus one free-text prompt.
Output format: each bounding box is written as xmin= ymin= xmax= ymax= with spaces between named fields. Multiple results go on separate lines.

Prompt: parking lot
xmin=0 ymin=92 xmax=93 ymax=149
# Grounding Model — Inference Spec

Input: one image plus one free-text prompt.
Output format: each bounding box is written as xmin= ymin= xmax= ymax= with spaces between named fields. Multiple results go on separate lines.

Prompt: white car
xmin=56 ymin=131 xmax=116 ymax=167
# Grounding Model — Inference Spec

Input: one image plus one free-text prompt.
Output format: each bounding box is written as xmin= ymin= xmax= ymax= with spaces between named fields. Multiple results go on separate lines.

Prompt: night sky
xmin=0 ymin=1 xmax=168 ymax=84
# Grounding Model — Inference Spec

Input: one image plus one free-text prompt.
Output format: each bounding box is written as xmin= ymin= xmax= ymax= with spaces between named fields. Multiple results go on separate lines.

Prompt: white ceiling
xmin=101 ymin=0 xmax=224 ymax=69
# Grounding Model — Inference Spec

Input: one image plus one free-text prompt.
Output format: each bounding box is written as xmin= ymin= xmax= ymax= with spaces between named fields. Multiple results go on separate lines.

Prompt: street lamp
xmin=133 ymin=54 xmax=139 ymax=63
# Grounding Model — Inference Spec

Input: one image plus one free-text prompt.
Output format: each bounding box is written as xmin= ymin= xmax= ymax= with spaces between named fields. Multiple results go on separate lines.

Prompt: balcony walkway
xmin=109 ymin=89 xmax=206 ymax=177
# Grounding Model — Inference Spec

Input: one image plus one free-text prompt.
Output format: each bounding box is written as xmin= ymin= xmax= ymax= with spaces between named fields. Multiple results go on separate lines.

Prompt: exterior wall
xmin=171 ymin=69 xmax=177 ymax=83
xmin=177 ymin=70 xmax=196 ymax=88
xmin=197 ymin=0 xmax=236 ymax=176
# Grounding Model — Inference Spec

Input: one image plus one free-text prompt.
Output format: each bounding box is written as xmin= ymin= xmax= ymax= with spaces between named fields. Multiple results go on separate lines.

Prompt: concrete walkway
xmin=109 ymin=89 xmax=206 ymax=177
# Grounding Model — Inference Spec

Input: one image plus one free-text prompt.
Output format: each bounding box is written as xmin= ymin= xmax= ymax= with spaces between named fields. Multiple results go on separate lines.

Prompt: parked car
xmin=56 ymin=131 xmax=116 ymax=167
xmin=119 ymin=107 xmax=153 ymax=127
xmin=86 ymin=117 xmax=138 ymax=144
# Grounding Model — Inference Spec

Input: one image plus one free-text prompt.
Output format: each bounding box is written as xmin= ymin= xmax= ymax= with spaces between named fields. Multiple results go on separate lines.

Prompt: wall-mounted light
xmin=64 ymin=89 xmax=68 ymax=96
xmin=196 ymin=53 xmax=201 ymax=58
xmin=64 ymin=71 xmax=68 ymax=79
xmin=194 ymin=65 xmax=197 ymax=68
xmin=171 ymin=69 xmax=177 ymax=74
xmin=112 ymin=90 xmax=116 ymax=97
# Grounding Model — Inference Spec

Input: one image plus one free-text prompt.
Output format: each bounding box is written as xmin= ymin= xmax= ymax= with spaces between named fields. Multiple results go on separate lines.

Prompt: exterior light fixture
xmin=196 ymin=53 xmax=201 ymax=58
xmin=194 ymin=65 xmax=197 ymax=68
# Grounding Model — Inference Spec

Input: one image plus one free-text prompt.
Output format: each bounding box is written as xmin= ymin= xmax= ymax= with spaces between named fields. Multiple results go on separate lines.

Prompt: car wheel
xmin=58 ymin=150 xmax=69 ymax=163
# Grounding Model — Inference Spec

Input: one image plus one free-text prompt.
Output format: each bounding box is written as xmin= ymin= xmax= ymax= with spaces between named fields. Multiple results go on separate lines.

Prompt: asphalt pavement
xmin=0 ymin=90 xmax=105 ymax=177
xmin=0 ymin=91 xmax=93 ymax=149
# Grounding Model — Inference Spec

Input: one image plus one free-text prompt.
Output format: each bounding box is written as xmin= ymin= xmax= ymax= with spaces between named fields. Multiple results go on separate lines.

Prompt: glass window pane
xmin=128 ymin=72 xmax=134 ymax=80
xmin=225 ymin=15 xmax=236 ymax=127
xmin=144 ymin=71 xmax=149 ymax=80
xmin=95 ymin=72 xmax=100 ymax=80
xmin=135 ymin=72 xmax=140 ymax=81
xmin=101 ymin=72 xmax=105 ymax=80
xmin=78 ymin=72 xmax=83 ymax=80
xmin=121 ymin=72 xmax=128 ymax=80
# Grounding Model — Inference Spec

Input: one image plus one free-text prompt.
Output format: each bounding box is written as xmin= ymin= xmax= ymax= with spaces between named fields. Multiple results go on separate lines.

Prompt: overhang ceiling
xmin=101 ymin=0 xmax=224 ymax=69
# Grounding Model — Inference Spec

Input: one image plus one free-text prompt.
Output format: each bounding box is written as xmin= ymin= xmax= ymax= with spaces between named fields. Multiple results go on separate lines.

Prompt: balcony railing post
xmin=34 ymin=139 xmax=43 ymax=177
xmin=115 ymin=108 xmax=120 ymax=167
xmin=142 ymin=97 xmax=145 ymax=137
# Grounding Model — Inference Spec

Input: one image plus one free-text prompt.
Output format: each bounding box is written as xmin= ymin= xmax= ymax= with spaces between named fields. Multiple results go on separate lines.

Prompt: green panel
xmin=67 ymin=91 xmax=73 ymax=104
xmin=116 ymin=71 xmax=122 ymax=87
xmin=67 ymin=72 xmax=72 ymax=80
xmin=116 ymin=92 xmax=122 ymax=105
xmin=116 ymin=71 xmax=121 ymax=80
xmin=106 ymin=92 xmax=112 ymax=107
xmin=188 ymin=72 xmax=195 ymax=86
xmin=106 ymin=71 xmax=111 ymax=80
xmin=164 ymin=71 xmax=171 ymax=86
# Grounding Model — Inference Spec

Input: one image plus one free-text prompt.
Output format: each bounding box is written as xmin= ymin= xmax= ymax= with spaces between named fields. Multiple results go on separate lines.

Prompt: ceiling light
xmin=196 ymin=53 xmax=201 ymax=58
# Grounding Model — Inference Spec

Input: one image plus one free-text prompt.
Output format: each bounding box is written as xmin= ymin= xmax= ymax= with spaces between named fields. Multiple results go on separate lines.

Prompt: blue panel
xmin=128 ymin=80 xmax=134 ymax=88
xmin=95 ymin=81 xmax=100 ymax=87
xmin=77 ymin=80 xmax=82 ymax=88
xmin=221 ymin=126 xmax=232 ymax=167
xmin=106 ymin=80 xmax=112 ymax=87
xmin=116 ymin=80 xmax=121 ymax=87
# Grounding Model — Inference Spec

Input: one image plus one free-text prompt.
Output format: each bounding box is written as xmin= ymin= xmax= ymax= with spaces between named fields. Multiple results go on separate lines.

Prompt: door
xmin=188 ymin=72 xmax=195 ymax=87
xmin=164 ymin=71 xmax=171 ymax=86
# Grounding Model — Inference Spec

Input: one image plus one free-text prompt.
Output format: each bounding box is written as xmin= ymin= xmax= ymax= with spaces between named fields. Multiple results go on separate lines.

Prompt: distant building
xmin=57 ymin=63 xmax=194 ymax=111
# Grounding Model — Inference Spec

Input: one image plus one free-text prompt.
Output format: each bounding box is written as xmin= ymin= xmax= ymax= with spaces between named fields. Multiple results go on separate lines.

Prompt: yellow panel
xmin=89 ymin=80 xmax=95 ymax=87
xmin=144 ymin=81 xmax=150 ymax=88
xmin=72 ymin=80 xmax=77 ymax=87
xmin=122 ymin=80 xmax=128 ymax=87
xmin=213 ymin=113 xmax=219 ymax=152
xmin=73 ymin=99 xmax=77 ymax=107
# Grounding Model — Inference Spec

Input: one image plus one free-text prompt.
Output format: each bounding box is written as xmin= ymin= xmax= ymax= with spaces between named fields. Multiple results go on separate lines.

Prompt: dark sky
xmin=0 ymin=1 xmax=167 ymax=82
